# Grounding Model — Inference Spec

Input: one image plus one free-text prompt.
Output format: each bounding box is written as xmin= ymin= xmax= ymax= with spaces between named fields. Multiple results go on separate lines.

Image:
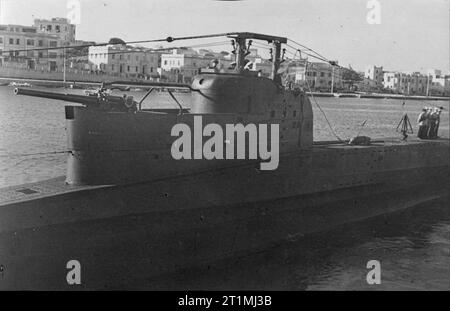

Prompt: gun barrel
xmin=14 ymin=87 xmax=100 ymax=105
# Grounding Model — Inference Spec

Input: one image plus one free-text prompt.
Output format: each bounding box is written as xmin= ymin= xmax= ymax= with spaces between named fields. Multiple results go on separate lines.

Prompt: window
xmin=0 ymin=49 xmax=2 ymax=56
xmin=26 ymin=39 xmax=34 ymax=46
xmin=49 ymin=52 xmax=57 ymax=58
xmin=49 ymin=41 xmax=57 ymax=47
xmin=0 ymin=37 xmax=2 ymax=44
xmin=38 ymin=40 xmax=43 ymax=47
xmin=111 ymin=65 xmax=115 ymax=71
xmin=56 ymin=25 xmax=60 ymax=33
xmin=112 ymin=54 xmax=115 ymax=59
xmin=150 ymin=67 xmax=153 ymax=73
xmin=320 ymin=72 xmax=324 ymax=77
xmin=47 ymin=25 xmax=52 ymax=31
xmin=164 ymin=60 xmax=167 ymax=65
xmin=38 ymin=52 xmax=43 ymax=58
xmin=16 ymin=38 xmax=20 ymax=45
xmin=127 ymin=66 xmax=130 ymax=72
xmin=135 ymin=66 xmax=138 ymax=72
xmin=27 ymin=51 xmax=34 ymax=57
xmin=119 ymin=55 xmax=122 ymax=60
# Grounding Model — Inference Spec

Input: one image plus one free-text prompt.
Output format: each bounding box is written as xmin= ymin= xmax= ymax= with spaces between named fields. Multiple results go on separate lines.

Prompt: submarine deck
xmin=0 ymin=137 xmax=448 ymax=207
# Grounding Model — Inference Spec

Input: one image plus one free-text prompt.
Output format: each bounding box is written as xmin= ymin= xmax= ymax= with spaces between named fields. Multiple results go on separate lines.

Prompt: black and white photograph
xmin=0 ymin=0 xmax=449 ymax=295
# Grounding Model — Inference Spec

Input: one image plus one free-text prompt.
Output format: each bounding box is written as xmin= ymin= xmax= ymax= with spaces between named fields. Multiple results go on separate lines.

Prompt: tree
xmin=341 ymin=67 xmax=363 ymax=91
xmin=108 ymin=37 xmax=126 ymax=45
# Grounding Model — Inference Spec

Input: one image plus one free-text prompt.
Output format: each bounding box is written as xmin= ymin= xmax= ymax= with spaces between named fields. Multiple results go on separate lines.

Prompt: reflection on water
xmin=146 ymin=199 xmax=449 ymax=290
xmin=0 ymin=86 xmax=449 ymax=290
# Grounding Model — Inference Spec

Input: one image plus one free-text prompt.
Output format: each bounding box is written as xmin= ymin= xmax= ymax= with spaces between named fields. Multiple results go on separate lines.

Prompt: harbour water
xmin=0 ymin=85 xmax=448 ymax=290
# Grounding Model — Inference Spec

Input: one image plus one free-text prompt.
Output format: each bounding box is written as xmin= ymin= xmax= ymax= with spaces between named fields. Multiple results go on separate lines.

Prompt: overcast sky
xmin=0 ymin=0 xmax=448 ymax=73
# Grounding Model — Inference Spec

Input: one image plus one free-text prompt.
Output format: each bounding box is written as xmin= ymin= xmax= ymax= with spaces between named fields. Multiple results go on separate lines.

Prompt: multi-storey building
xmin=88 ymin=45 xmax=161 ymax=78
xmin=160 ymin=48 xmax=233 ymax=83
xmin=33 ymin=18 xmax=76 ymax=44
xmin=303 ymin=62 xmax=343 ymax=91
xmin=0 ymin=24 xmax=63 ymax=71
xmin=364 ymin=65 xmax=383 ymax=87
xmin=383 ymin=71 xmax=428 ymax=95
xmin=260 ymin=60 xmax=344 ymax=91
xmin=427 ymin=69 xmax=450 ymax=96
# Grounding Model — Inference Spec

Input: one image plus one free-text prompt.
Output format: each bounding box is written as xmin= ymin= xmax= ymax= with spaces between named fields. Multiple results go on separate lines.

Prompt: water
xmin=0 ymin=85 xmax=449 ymax=290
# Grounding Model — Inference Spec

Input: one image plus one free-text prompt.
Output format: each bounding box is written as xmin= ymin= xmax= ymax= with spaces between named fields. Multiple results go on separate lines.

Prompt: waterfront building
xmin=88 ymin=45 xmax=161 ymax=79
xmin=408 ymin=72 xmax=428 ymax=95
xmin=427 ymin=69 xmax=450 ymax=96
xmin=33 ymin=18 xmax=76 ymax=44
xmin=160 ymin=48 xmax=233 ymax=83
xmin=292 ymin=61 xmax=343 ymax=91
xmin=383 ymin=71 xmax=428 ymax=95
xmin=0 ymin=23 xmax=63 ymax=71
xmin=364 ymin=65 xmax=383 ymax=87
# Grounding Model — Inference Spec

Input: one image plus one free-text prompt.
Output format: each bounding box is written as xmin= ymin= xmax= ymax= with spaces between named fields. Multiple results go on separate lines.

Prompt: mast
xmin=233 ymin=36 xmax=247 ymax=71
xmin=270 ymin=40 xmax=282 ymax=81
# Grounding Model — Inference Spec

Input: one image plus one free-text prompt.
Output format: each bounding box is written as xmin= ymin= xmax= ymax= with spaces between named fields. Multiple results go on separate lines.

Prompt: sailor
xmin=417 ymin=108 xmax=428 ymax=139
xmin=435 ymin=107 xmax=444 ymax=137
xmin=427 ymin=108 xmax=439 ymax=139
xmin=429 ymin=107 xmax=443 ymax=139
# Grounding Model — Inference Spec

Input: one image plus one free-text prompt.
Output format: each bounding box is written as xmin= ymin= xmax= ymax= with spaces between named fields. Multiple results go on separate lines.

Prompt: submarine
xmin=0 ymin=32 xmax=448 ymax=290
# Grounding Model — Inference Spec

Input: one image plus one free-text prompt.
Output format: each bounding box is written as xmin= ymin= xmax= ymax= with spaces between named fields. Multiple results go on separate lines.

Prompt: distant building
xmin=0 ymin=23 xmax=63 ymax=71
xmin=289 ymin=61 xmax=343 ymax=91
xmin=427 ymin=69 xmax=450 ymax=96
xmin=364 ymin=65 xmax=383 ymax=87
xmin=383 ymin=71 xmax=428 ymax=95
xmin=89 ymin=45 xmax=161 ymax=78
xmin=33 ymin=18 xmax=76 ymax=44
xmin=427 ymin=69 xmax=442 ymax=80
xmin=160 ymin=48 xmax=233 ymax=83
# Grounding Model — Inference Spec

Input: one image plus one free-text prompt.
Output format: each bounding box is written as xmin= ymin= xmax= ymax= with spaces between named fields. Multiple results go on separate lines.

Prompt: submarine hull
xmin=0 ymin=139 xmax=448 ymax=290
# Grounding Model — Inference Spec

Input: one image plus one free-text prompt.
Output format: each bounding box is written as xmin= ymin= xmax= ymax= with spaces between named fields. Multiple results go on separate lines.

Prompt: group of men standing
xmin=417 ymin=107 xmax=444 ymax=139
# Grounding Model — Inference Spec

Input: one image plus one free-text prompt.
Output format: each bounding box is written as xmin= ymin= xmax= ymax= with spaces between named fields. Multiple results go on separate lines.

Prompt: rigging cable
xmin=304 ymin=78 xmax=344 ymax=142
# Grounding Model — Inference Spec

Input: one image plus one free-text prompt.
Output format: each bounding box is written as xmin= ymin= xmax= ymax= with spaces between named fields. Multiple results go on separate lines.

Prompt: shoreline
xmin=308 ymin=91 xmax=449 ymax=101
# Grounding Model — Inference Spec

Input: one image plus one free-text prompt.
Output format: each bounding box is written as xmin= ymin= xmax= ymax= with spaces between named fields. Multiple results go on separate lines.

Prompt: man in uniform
xmin=417 ymin=108 xmax=428 ymax=139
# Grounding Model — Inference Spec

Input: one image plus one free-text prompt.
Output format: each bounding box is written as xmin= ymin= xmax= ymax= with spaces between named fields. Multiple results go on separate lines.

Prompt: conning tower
xmin=15 ymin=32 xmax=314 ymax=185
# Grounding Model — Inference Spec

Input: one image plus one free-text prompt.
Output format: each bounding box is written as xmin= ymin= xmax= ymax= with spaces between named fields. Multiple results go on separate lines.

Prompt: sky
xmin=0 ymin=0 xmax=448 ymax=73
